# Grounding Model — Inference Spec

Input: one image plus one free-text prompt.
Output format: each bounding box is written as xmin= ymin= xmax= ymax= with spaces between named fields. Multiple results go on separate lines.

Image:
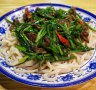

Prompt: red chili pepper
xmin=78 ymin=20 xmax=84 ymax=25
xmin=56 ymin=31 xmax=70 ymax=46
xmin=25 ymin=8 xmax=32 ymax=18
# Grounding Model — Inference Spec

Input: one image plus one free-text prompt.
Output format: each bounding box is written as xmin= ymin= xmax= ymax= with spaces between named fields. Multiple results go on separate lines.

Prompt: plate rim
xmin=0 ymin=3 xmax=96 ymax=88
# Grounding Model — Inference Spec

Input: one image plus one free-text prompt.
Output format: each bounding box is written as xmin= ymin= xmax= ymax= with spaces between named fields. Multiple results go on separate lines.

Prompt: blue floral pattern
xmin=1 ymin=61 xmax=11 ymax=68
xmin=61 ymin=74 xmax=74 ymax=81
xmin=83 ymin=17 xmax=91 ymax=22
xmin=11 ymin=15 xmax=18 ymax=21
xmin=0 ymin=27 xmax=6 ymax=34
xmin=30 ymin=9 xmax=34 ymax=12
xmin=89 ymin=62 xmax=96 ymax=70
xmin=27 ymin=74 xmax=41 ymax=80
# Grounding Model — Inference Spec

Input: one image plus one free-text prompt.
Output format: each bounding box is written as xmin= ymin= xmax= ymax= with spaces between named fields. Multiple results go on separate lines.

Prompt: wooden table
xmin=0 ymin=0 xmax=96 ymax=90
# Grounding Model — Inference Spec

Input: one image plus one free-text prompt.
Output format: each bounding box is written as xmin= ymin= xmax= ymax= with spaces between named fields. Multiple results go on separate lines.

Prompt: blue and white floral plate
xmin=0 ymin=3 xmax=96 ymax=88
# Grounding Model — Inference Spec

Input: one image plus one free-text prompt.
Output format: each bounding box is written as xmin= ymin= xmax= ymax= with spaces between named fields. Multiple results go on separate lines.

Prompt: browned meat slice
xmin=9 ymin=25 xmax=14 ymax=31
xmin=13 ymin=19 xmax=20 ymax=25
xmin=80 ymin=23 xmax=89 ymax=43
xmin=82 ymin=32 xmax=89 ymax=36
xmin=23 ymin=8 xmax=32 ymax=22
xmin=80 ymin=32 xmax=89 ymax=43
xmin=23 ymin=14 xmax=28 ymax=22
xmin=27 ymin=32 xmax=47 ymax=53
xmin=27 ymin=33 xmax=37 ymax=42
xmin=83 ymin=23 xmax=89 ymax=31
xmin=57 ymin=19 xmax=66 ymax=25
xmin=50 ymin=12 xmax=56 ymax=16
xmin=44 ymin=36 xmax=50 ymax=46
xmin=33 ymin=47 xmax=46 ymax=53
xmin=57 ymin=19 xmax=71 ymax=27
xmin=68 ymin=7 xmax=76 ymax=17
xmin=31 ymin=20 xmax=36 ymax=23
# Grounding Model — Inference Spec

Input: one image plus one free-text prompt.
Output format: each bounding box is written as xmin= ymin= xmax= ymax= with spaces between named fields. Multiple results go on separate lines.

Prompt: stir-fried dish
xmin=6 ymin=7 xmax=94 ymax=63
xmin=0 ymin=6 xmax=96 ymax=81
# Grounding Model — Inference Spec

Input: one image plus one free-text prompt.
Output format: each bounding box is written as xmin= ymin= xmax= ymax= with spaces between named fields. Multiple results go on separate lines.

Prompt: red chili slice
xmin=56 ymin=31 xmax=70 ymax=46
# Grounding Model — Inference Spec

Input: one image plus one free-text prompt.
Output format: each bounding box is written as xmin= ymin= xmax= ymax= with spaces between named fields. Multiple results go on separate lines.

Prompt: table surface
xmin=0 ymin=0 xmax=96 ymax=90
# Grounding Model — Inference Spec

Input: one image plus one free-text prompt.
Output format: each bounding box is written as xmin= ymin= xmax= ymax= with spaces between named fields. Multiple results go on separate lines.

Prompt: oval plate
xmin=0 ymin=3 xmax=96 ymax=88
